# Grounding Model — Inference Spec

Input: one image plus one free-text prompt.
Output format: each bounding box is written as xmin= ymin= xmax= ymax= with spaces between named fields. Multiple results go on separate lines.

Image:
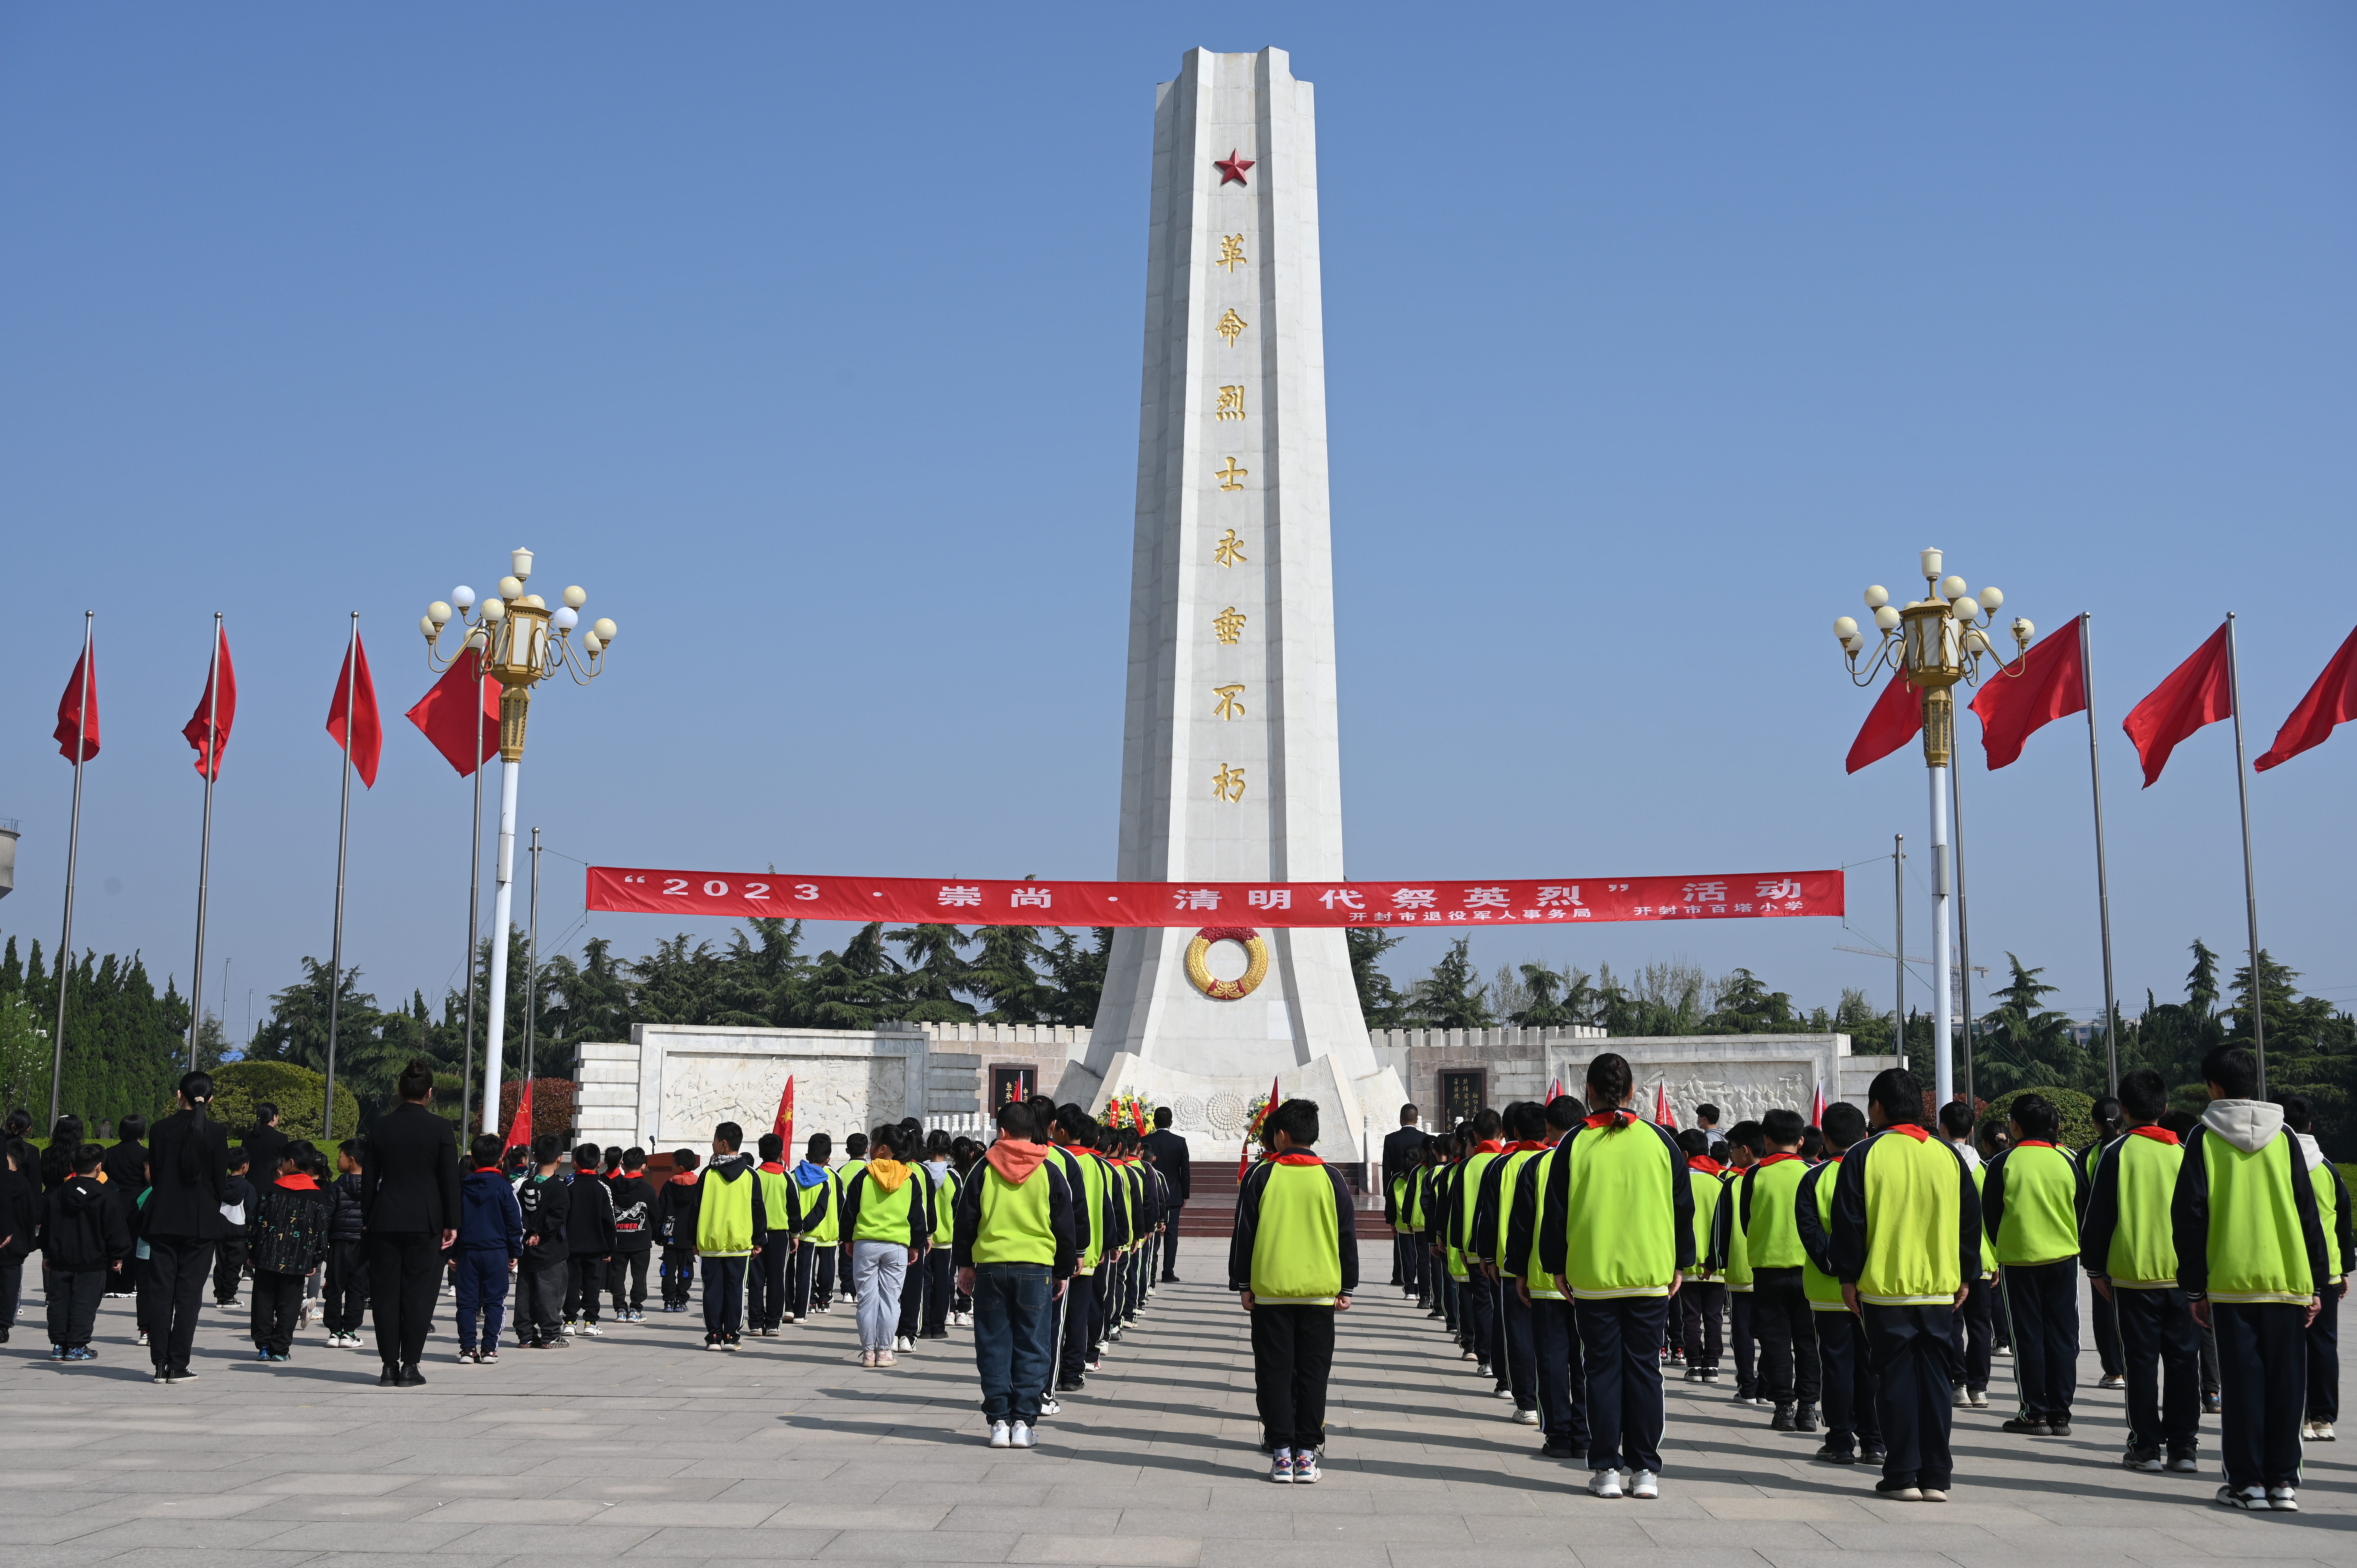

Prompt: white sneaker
xmin=1513 ymin=1407 xmax=1540 ymax=1425
xmin=1629 ymin=1469 xmax=1659 ymax=1500
xmin=1269 ymin=1451 xmax=1294 ymax=1484
xmin=577 ymin=1323 xmax=602 ymax=1338
xmin=1038 ymin=1396 xmax=1062 ymax=1418
xmin=2216 ymin=1483 xmax=2270 ymax=1510
xmin=1292 ymin=1449 xmax=1320 ymax=1483
xmin=560 ymin=1322 xmax=578 ymax=1335
xmin=988 ymin=1421 xmax=1012 ymax=1449
xmin=1951 ymin=1385 xmax=1969 ymax=1407
xmin=1010 ymin=1421 xmax=1035 ymax=1449
xmin=2315 ymin=1421 xmax=2337 ymax=1441
xmin=2267 ymin=1487 xmax=2299 ymax=1511
xmin=1588 ymin=1468 xmax=1624 ymax=1499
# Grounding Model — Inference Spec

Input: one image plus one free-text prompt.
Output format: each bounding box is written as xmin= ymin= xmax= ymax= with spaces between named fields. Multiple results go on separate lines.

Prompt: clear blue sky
xmin=3 ymin=4 xmax=2351 ymax=1042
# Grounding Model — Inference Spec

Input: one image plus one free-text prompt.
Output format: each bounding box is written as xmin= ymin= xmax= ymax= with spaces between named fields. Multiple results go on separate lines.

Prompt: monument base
xmin=1055 ymin=1050 xmax=1406 ymax=1163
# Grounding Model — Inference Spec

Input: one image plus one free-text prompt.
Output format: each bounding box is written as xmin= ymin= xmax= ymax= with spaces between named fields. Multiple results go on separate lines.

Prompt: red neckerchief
xmin=623 ymin=1168 xmax=646 ymax=1178
xmin=1755 ymin=1151 xmax=1804 ymax=1166
xmin=758 ymin=1162 xmax=786 ymax=1173
xmin=472 ymin=1167 xmax=503 ymax=1175
xmin=668 ymin=1171 xmax=699 ymax=1185
xmin=1880 ymin=1123 xmax=1930 ymax=1143
xmin=275 ymin=1174 xmax=319 ymax=1191
xmin=1583 ymin=1112 xmax=1633 ymax=1130
xmin=1472 ymin=1139 xmax=1507 ymax=1154
xmin=2015 ymin=1139 xmax=2056 ymax=1149
xmin=1824 ymin=1151 xmax=1846 ymax=1163
xmin=1688 ymin=1157 xmax=1723 ymax=1174
xmin=1507 ymin=1140 xmax=1551 ymax=1153
xmin=1272 ymin=1151 xmax=1325 ymax=1166
xmin=2128 ymin=1126 xmax=2181 ymax=1146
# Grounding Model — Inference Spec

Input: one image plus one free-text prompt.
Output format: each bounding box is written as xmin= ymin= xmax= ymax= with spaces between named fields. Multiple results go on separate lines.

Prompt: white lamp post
xmin=422 ymin=549 xmax=617 ymax=1134
xmin=1836 ymin=549 xmax=2028 ymax=1105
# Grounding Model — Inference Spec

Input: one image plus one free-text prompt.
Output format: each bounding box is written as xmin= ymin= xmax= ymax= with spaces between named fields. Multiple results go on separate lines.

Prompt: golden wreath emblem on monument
xmin=1185 ymin=926 xmax=1269 ymax=1001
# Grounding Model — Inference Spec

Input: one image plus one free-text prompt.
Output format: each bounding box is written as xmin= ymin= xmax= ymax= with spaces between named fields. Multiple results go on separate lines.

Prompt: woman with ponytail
xmin=140 ymin=1071 xmax=232 ymax=1384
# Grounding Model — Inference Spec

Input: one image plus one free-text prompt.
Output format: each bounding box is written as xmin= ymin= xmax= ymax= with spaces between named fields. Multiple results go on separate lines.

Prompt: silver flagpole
xmin=1892 ymin=835 xmax=1905 ymax=1062
xmin=2224 ymin=613 xmax=2267 ymax=1096
xmin=1950 ymin=762 xmax=1975 ymax=1105
xmin=51 ymin=611 xmax=93 ymax=1129
xmin=460 ymin=646 xmax=486 ymax=1123
xmin=188 ymin=614 xmax=223 ymax=1071
xmin=325 ymin=613 xmax=357 ymax=1140
xmin=525 ymin=827 xmax=542 ymax=1086
xmin=2080 ymin=613 xmax=2120 ymax=1095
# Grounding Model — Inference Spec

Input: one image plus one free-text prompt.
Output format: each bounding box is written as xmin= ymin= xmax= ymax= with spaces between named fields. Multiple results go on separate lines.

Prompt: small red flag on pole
xmin=1810 ymin=1081 xmax=1827 ymax=1128
xmin=405 ymin=654 xmax=500 ymax=776
xmin=55 ymin=639 xmax=100 ymax=763
xmin=1653 ymin=1081 xmax=1677 ymax=1129
xmin=773 ymin=1074 xmax=796 ymax=1147
xmin=501 ymin=1078 xmax=535 ymax=1155
xmin=1546 ymin=1077 xmax=1562 ymax=1103
xmin=182 ymin=625 xmax=238 ymax=779
xmin=1970 ymin=620 xmax=2085 ymax=770
xmin=326 ymin=633 xmax=384 ymax=788
xmin=2122 ymin=623 xmax=2233 ymax=788
xmin=2255 ymin=624 xmax=2357 ymax=772
xmin=1845 ymin=669 xmax=1921 ymax=773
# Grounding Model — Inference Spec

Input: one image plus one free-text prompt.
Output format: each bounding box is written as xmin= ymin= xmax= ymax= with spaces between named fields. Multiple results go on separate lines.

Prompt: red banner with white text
xmin=585 ymin=867 xmax=1843 ymax=928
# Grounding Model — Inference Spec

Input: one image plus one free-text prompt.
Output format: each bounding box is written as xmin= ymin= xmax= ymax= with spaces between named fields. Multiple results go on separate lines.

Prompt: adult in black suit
xmin=1143 ymin=1110 xmax=1192 ymax=1281
xmin=241 ymin=1104 xmax=289 ymax=1184
xmin=361 ymin=1060 xmax=461 ymax=1386
xmin=141 ymin=1073 xmax=233 ymax=1383
xmin=1381 ymin=1104 xmax=1428 ymax=1285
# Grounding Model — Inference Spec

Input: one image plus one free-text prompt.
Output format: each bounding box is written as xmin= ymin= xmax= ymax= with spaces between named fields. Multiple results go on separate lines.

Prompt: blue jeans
xmin=972 ymin=1262 xmax=1054 ymax=1424
xmin=454 ymin=1249 xmax=511 ymax=1352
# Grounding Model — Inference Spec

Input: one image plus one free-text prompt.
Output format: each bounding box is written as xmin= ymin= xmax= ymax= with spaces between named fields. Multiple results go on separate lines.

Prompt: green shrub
xmin=1984 ymin=1086 xmax=2098 ymax=1150
xmin=210 ymin=1061 xmax=361 ymax=1144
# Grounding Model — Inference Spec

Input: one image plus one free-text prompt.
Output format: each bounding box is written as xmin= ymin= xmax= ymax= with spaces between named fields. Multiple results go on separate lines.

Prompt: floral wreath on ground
xmin=1105 ymin=1091 xmax=1150 ymax=1132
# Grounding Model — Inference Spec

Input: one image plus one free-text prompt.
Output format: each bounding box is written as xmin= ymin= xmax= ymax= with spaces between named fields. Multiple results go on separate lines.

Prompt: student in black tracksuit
xmin=2079 ymin=1097 xmax=2127 ymax=1386
xmin=214 ymin=1153 xmax=254 ymax=1306
xmin=0 ymin=1142 xmax=40 ymax=1343
xmin=605 ymin=1150 xmax=656 ymax=1320
xmin=516 ymin=1136 xmax=572 ymax=1347
xmin=39 ymin=1144 xmax=129 ymax=1359
xmin=563 ymin=1142 xmax=616 ymax=1333
xmin=657 ymin=1150 xmax=703 ymax=1310
xmin=323 ymin=1142 xmax=368 ymax=1344
xmin=1502 ymin=1094 xmax=1592 ymax=1460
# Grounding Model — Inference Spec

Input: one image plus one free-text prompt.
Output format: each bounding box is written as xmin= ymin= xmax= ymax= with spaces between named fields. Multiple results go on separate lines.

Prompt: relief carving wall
xmin=659 ymin=1051 xmax=907 ymax=1146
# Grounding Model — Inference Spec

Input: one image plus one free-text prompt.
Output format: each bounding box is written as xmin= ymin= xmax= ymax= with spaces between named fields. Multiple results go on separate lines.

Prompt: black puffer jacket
xmin=39 ymin=1176 xmax=130 ymax=1271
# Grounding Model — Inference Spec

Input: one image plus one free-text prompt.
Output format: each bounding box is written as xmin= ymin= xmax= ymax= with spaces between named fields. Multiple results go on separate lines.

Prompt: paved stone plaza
xmin=2 ymin=1281 xmax=2349 ymax=1568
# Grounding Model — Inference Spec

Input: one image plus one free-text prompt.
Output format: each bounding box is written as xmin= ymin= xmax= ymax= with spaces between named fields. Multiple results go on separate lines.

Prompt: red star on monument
xmin=1214 ymin=150 xmax=1254 ymax=187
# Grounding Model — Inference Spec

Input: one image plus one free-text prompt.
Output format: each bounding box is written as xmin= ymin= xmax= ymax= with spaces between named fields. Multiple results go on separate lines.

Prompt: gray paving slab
xmin=7 ymin=1273 xmax=2352 ymax=1565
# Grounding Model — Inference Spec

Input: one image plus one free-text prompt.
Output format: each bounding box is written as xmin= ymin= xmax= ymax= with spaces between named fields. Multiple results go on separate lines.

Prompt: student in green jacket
xmin=1450 ymin=1108 xmax=1507 ymax=1383
xmin=1983 ymin=1092 xmax=2088 ymax=1436
xmin=1502 ymin=1093 xmax=1592 ymax=1461
xmin=1829 ymin=1068 xmax=1980 ymax=1503
xmin=693 ymin=1121 xmax=770 ymax=1353
xmin=837 ymin=1124 xmax=933 ymax=1369
xmin=790 ymin=1134 xmax=839 ymax=1321
xmin=1472 ymin=1101 xmax=1554 ymax=1424
xmin=954 ymin=1098 xmax=1075 ymax=1450
xmin=2174 ymin=1046 xmax=2329 ymax=1511
xmin=2273 ymin=1093 xmax=2352 ymax=1441
xmin=1723 ymin=1122 xmax=1763 ymax=1405
xmin=1389 ymin=1139 xmax=1431 ymax=1306
xmin=1230 ymin=1097 xmax=1357 ymax=1485
xmin=1795 ymin=1102 xmax=1880 ymax=1465
xmin=2080 ymin=1067 xmax=2200 ymax=1473
xmin=1673 ymin=1127 xmax=1730 ymax=1386
xmin=1739 ymin=1107 xmax=1820 ymax=1432
xmin=1537 ymin=1053 xmax=1693 ymax=1501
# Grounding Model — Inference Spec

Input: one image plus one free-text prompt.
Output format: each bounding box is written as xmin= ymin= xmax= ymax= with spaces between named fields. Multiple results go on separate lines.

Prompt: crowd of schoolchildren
xmin=1377 ymin=1045 xmax=2352 ymax=1512
xmin=4 ymin=1046 xmax=2344 ymax=1517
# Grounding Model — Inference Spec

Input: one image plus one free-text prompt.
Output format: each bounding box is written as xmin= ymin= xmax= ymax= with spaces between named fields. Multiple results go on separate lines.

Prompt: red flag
xmin=1810 ymin=1081 xmax=1827 ymax=1128
xmin=772 ymin=1075 xmax=796 ymax=1145
xmin=1546 ymin=1077 xmax=1562 ymax=1103
xmin=2122 ymin=623 xmax=2232 ymax=788
xmin=1652 ymin=1081 xmax=1677 ymax=1129
xmin=182 ymin=625 xmax=239 ymax=780
xmin=326 ymin=634 xmax=383 ymax=789
xmin=2255 ymin=624 xmax=2357 ymax=772
xmin=405 ymin=654 xmax=501 ymax=777
xmin=55 ymin=639 xmax=99 ymax=763
xmin=1970 ymin=619 xmax=2083 ymax=770
xmin=501 ymin=1079 xmax=534 ymax=1155
xmin=1845 ymin=669 xmax=1921 ymax=773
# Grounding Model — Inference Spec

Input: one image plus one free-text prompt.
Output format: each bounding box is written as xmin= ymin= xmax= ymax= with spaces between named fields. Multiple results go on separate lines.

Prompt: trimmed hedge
xmin=210 ymin=1061 xmax=362 ymax=1144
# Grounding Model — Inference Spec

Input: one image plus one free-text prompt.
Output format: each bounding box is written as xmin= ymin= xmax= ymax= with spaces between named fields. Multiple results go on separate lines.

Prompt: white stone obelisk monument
xmin=1071 ymin=46 xmax=1406 ymax=1160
